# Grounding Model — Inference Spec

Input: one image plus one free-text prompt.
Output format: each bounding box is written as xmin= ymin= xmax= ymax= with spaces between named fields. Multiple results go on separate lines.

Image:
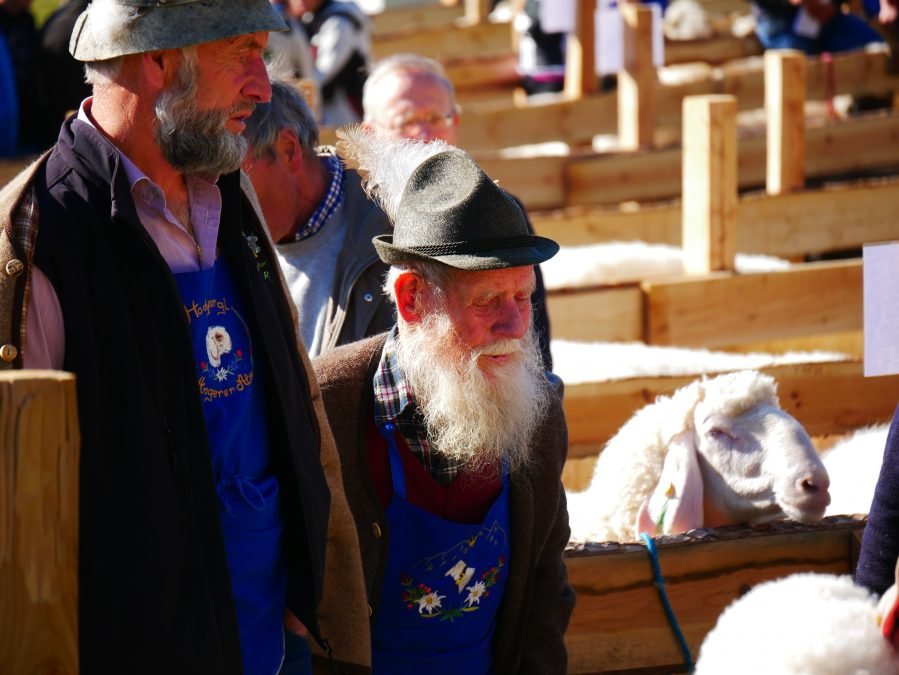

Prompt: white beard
xmin=393 ymin=312 xmax=551 ymax=475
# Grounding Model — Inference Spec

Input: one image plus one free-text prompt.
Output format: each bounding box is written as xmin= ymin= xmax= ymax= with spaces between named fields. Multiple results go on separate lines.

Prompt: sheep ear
xmin=636 ymin=430 xmax=704 ymax=537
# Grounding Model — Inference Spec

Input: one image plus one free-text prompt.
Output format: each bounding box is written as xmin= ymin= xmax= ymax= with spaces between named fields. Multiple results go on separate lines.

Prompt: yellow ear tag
xmin=664 ymin=482 xmax=677 ymax=499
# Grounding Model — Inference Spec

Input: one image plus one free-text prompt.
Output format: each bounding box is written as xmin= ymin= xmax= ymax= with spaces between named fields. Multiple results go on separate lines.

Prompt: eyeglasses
xmin=380 ymin=111 xmax=456 ymax=136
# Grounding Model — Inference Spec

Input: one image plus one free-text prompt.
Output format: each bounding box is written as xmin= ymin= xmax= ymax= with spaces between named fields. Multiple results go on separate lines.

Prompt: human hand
xmin=284 ymin=609 xmax=309 ymax=638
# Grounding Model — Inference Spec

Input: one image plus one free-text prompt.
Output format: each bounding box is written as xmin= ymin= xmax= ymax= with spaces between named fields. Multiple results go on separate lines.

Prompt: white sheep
xmin=567 ymin=370 xmax=831 ymax=543
xmin=822 ymin=424 xmax=890 ymax=517
xmin=694 ymin=569 xmax=899 ymax=675
xmin=540 ymin=241 xmax=790 ymax=292
xmin=551 ymin=338 xmax=849 ymax=386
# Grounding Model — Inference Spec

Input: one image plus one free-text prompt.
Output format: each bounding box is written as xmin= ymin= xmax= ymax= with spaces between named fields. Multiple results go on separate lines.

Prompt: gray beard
xmin=154 ymin=59 xmax=249 ymax=177
xmin=393 ymin=312 xmax=551 ymax=475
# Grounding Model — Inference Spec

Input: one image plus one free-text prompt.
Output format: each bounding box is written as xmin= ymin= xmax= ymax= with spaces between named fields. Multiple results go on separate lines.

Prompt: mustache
xmin=473 ymin=339 xmax=523 ymax=357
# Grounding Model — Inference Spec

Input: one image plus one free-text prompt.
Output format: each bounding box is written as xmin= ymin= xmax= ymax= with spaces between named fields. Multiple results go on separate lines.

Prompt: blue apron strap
xmin=379 ymin=422 xmax=407 ymax=499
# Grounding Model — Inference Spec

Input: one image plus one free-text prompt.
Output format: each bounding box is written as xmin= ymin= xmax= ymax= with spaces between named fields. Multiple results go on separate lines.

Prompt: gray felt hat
xmin=372 ymin=149 xmax=559 ymax=271
xmin=70 ymin=0 xmax=287 ymax=62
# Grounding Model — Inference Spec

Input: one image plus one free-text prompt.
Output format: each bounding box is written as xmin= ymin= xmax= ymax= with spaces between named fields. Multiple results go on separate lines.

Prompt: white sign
xmin=863 ymin=241 xmax=899 ymax=377
xmin=595 ymin=0 xmax=665 ymax=76
xmin=540 ymin=0 xmax=576 ymax=33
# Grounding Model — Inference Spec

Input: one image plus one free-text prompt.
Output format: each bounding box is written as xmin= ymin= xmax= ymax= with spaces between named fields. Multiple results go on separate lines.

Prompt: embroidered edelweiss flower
xmin=418 ymin=592 xmax=445 ymax=615
xmin=465 ymin=581 xmax=487 ymax=607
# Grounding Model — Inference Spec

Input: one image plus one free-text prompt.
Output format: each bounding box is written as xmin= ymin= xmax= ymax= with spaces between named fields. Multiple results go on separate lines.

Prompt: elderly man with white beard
xmin=313 ymin=129 xmax=576 ymax=674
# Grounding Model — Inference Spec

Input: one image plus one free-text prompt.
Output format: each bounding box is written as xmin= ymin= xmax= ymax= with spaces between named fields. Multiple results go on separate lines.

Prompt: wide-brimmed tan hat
xmin=70 ymin=0 xmax=287 ymax=62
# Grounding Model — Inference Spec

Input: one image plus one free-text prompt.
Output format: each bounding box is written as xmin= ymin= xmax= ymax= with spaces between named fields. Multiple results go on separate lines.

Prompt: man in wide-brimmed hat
xmin=0 ymin=2 xmax=370 ymax=673
xmin=314 ymin=131 xmax=576 ymax=673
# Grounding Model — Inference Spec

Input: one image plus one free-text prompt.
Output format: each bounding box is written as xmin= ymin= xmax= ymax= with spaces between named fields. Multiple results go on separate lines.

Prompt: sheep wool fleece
xmin=0 ymin=118 xmax=371 ymax=674
xmin=313 ymin=333 xmax=577 ymax=673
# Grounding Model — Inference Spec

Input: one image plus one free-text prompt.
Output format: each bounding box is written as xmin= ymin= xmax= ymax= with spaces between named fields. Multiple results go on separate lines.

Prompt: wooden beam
xmin=530 ymin=178 xmax=899 ymax=258
xmin=464 ymin=0 xmax=491 ymax=23
xmin=682 ymin=95 xmax=737 ymax=272
xmin=370 ymin=2 xmax=464 ymax=34
xmin=664 ymin=33 xmax=763 ymax=66
xmin=453 ymin=48 xmax=898 ymax=151
xmin=565 ymin=517 xmax=864 ymax=673
xmin=371 ymin=17 xmax=512 ymax=61
xmin=0 ymin=371 xmax=79 ymax=674
xmin=477 ymin=153 xmax=567 ymax=211
xmin=619 ymin=4 xmax=656 ymax=150
xmin=551 ymin=111 xmax=899 ymax=209
xmin=766 ymin=50 xmax=807 ymax=194
xmin=546 ymin=285 xmax=644 ymax=343
xmin=564 ymin=0 xmax=598 ymax=99
xmin=563 ymin=359 xmax=899 ymax=450
xmin=644 ymin=260 xmax=861 ymax=347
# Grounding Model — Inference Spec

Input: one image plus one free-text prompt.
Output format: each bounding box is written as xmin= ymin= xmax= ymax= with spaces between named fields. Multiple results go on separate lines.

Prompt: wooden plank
xmin=371 ymin=18 xmax=512 ymax=61
xmin=477 ymin=153 xmax=567 ymax=211
xmin=444 ymin=53 xmax=520 ymax=91
xmin=0 ymin=371 xmax=79 ymax=675
xmin=557 ymin=112 xmax=899 ymax=209
xmin=454 ymin=48 xmax=899 ymax=151
xmin=564 ymin=517 xmax=865 ymax=673
xmin=370 ymin=2 xmax=464 ymax=34
xmin=530 ymin=178 xmax=899 ymax=257
xmin=563 ymin=360 xmax=899 ymax=451
xmin=766 ymin=50 xmax=807 ymax=194
xmin=664 ymin=33 xmax=763 ymax=66
xmin=464 ymin=0 xmax=491 ymax=23
xmin=644 ymin=260 xmax=861 ymax=347
xmin=682 ymin=95 xmax=737 ymax=272
xmin=619 ymin=4 xmax=656 ymax=150
xmin=546 ymin=285 xmax=644 ymax=343
xmin=564 ymin=0 xmax=598 ymax=98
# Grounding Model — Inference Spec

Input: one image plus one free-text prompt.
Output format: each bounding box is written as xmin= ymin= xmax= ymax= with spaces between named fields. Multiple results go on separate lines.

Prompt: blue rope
xmin=640 ymin=532 xmax=695 ymax=673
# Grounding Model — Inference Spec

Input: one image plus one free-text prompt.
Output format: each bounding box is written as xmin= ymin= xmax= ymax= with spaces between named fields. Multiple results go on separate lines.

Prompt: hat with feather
xmin=336 ymin=126 xmax=559 ymax=271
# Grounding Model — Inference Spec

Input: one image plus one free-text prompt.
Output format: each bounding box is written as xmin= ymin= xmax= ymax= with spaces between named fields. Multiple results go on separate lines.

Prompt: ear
xmin=636 ymin=430 xmax=704 ymax=537
xmin=394 ymin=271 xmax=425 ymax=324
xmin=140 ymin=50 xmax=176 ymax=92
xmin=277 ymin=129 xmax=303 ymax=170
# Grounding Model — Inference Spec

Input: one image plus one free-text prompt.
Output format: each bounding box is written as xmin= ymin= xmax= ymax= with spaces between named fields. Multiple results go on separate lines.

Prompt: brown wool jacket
xmin=313 ymin=333 xmax=576 ymax=673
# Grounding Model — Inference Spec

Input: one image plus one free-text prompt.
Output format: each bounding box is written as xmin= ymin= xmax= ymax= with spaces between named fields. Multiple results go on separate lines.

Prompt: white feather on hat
xmin=335 ymin=124 xmax=452 ymax=225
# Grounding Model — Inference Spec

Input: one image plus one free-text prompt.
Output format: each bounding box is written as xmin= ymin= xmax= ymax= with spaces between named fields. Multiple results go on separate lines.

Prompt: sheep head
xmin=636 ymin=370 xmax=830 ymax=537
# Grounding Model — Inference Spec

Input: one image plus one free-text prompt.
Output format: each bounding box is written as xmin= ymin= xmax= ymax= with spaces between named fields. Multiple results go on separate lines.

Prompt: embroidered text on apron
xmin=372 ymin=422 xmax=511 ymax=674
xmin=175 ymin=259 xmax=287 ymax=675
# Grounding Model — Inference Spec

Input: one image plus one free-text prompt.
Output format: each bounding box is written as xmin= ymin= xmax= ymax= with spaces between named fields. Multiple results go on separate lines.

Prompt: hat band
xmin=401 ymin=235 xmax=538 ymax=257
xmin=119 ymin=0 xmax=200 ymax=6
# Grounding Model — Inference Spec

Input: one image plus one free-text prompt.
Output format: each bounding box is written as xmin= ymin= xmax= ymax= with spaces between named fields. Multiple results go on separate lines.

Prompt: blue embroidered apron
xmin=174 ymin=259 xmax=287 ymax=675
xmin=372 ymin=422 xmax=511 ymax=675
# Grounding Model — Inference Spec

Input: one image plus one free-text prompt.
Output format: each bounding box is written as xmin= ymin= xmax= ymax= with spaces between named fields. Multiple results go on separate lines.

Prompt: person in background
xmin=752 ymin=0 xmax=884 ymax=54
xmin=0 ymin=1 xmax=370 ymax=672
xmin=0 ymin=29 xmax=17 ymax=156
xmin=243 ymin=79 xmax=394 ymax=357
xmin=362 ymin=52 xmax=556 ymax=372
xmin=0 ymin=0 xmax=50 ymax=152
xmin=315 ymin=130 xmax=575 ymax=673
xmin=38 ymin=0 xmax=90 ymax=132
xmin=290 ymin=0 xmax=372 ymax=125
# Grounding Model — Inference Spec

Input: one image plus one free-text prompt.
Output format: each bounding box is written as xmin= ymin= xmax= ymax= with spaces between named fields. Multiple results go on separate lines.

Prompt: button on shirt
xmin=24 ymin=98 xmax=223 ymax=369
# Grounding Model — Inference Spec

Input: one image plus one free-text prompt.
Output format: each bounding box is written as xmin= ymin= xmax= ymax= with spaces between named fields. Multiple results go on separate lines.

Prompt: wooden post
xmin=682 ymin=95 xmax=738 ymax=274
xmin=564 ymin=0 xmax=598 ymax=99
xmin=464 ymin=0 xmax=492 ymax=23
xmin=1 ymin=371 xmax=79 ymax=674
xmin=766 ymin=50 xmax=806 ymax=195
xmin=618 ymin=3 xmax=656 ymax=150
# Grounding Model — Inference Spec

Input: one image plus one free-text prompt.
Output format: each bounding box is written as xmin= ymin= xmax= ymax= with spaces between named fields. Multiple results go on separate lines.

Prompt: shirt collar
xmin=373 ymin=326 xmax=416 ymax=425
xmin=294 ymin=154 xmax=344 ymax=242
